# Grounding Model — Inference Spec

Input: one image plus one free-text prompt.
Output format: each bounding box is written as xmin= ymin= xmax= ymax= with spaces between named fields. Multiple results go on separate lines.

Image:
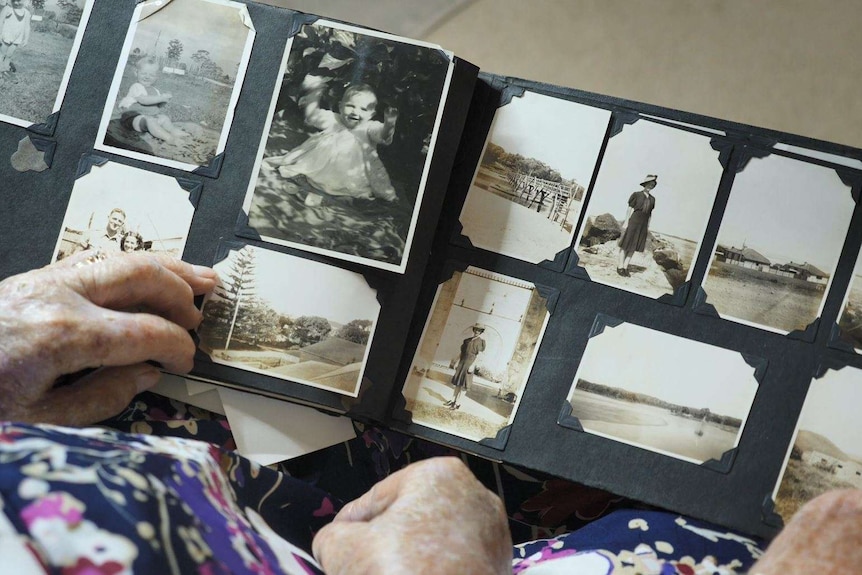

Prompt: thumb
xmin=333 ymin=471 xmax=406 ymax=523
xmin=39 ymin=364 xmax=160 ymax=425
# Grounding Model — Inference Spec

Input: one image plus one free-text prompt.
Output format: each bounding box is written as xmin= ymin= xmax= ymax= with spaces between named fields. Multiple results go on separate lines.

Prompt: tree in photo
xmin=289 ymin=316 xmax=332 ymax=348
xmin=166 ymin=39 xmax=184 ymax=66
xmin=201 ymin=247 xmax=262 ymax=351
xmin=337 ymin=319 xmax=373 ymax=345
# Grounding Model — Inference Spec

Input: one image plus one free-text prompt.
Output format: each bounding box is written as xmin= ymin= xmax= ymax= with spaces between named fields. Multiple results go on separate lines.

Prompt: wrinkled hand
xmin=750 ymin=489 xmax=862 ymax=574
xmin=0 ymin=252 xmax=216 ymax=425
xmin=313 ymin=457 xmax=511 ymax=575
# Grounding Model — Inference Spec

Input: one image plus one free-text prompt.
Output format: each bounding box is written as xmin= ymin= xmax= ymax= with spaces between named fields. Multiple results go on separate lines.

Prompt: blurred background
xmin=267 ymin=0 xmax=862 ymax=149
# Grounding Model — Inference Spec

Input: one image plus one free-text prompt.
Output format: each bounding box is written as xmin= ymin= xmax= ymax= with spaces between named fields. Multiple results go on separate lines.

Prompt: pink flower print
xmin=21 ymin=492 xmax=84 ymax=529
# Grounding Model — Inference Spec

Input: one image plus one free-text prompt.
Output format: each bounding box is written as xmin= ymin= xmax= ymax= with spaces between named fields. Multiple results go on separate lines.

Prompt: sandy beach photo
xmin=701 ymin=154 xmax=854 ymax=334
xmin=51 ymin=160 xmax=195 ymax=262
xmin=197 ymin=245 xmax=380 ymax=397
xmin=573 ymin=119 xmax=723 ymax=299
xmin=402 ymin=266 xmax=549 ymax=443
xmin=773 ymin=367 xmax=862 ymax=523
xmin=564 ymin=319 xmax=759 ymax=464
xmin=95 ymin=0 xmax=255 ymax=171
xmin=458 ymin=90 xmax=610 ymax=264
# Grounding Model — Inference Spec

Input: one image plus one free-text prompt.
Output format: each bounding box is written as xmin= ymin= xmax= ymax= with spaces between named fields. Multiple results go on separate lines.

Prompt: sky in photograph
xmin=61 ymin=161 xmax=194 ymax=241
xmin=488 ymin=91 xmax=611 ymax=185
xmin=715 ymin=155 xmax=853 ymax=270
xmin=798 ymin=367 xmax=862 ymax=459
xmin=573 ymin=322 xmax=758 ymax=418
xmin=218 ymin=246 xmax=380 ymax=325
xmin=133 ymin=0 xmax=251 ymax=74
xmin=581 ymin=120 xmax=723 ymax=241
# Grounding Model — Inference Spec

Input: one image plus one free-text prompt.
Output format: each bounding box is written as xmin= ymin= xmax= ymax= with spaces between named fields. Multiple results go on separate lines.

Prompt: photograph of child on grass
xmin=96 ymin=0 xmax=254 ymax=170
xmin=700 ymin=154 xmax=854 ymax=334
xmin=773 ymin=367 xmax=862 ymax=524
xmin=402 ymin=266 xmax=549 ymax=443
xmin=0 ymin=0 xmax=91 ymax=128
xmin=197 ymin=245 xmax=380 ymax=397
xmin=243 ymin=20 xmax=453 ymax=273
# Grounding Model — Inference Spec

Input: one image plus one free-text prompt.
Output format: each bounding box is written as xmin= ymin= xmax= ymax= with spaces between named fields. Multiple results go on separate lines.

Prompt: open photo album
xmin=2 ymin=0 xmax=862 ymax=540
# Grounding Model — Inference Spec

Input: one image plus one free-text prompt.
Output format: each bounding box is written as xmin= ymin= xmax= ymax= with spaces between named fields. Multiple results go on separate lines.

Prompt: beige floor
xmin=425 ymin=0 xmax=862 ymax=149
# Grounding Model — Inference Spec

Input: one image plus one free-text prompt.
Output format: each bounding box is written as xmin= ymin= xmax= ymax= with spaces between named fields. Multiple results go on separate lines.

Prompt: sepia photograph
xmin=0 ymin=0 xmax=92 ymax=128
xmin=402 ymin=266 xmax=549 ymax=443
xmin=51 ymin=161 xmax=195 ymax=262
xmin=773 ymin=367 xmax=862 ymax=523
xmin=700 ymin=154 xmax=854 ymax=334
xmin=458 ymin=90 xmax=610 ymax=264
xmin=95 ymin=0 xmax=255 ymax=171
xmin=242 ymin=20 xmax=454 ymax=273
xmin=197 ymin=245 xmax=381 ymax=397
xmin=834 ymin=248 xmax=862 ymax=352
xmin=573 ymin=119 xmax=723 ymax=299
xmin=564 ymin=320 xmax=759 ymax=464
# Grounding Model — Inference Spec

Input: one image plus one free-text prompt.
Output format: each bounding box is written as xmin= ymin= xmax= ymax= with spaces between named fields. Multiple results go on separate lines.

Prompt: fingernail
xmin=136 ymin=368 xmax=161 ymax=393
xmin=192 ymin=264 xmax=217 ymax=279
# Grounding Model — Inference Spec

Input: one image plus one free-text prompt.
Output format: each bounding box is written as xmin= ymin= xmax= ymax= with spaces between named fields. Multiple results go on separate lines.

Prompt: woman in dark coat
xmin=617 ymin=174 xmax=658 ymax=276
xmin=445 ymin=323 xmax=486 ymax=410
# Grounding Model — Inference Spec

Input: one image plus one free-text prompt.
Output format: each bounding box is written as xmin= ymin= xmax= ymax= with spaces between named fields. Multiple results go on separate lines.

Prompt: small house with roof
xmin=715 ymin=244 xmax=771 ymax=271
xmin=785 ymin=262 xmax=829 ymax=285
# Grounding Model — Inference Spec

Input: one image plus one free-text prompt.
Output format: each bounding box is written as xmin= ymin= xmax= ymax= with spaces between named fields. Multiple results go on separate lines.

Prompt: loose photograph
xmin=242 ymin=20 xmax=454 ymax=273
xmin=0 ymin=0 xmax=92 ymax=128
xmin=197 ymin=245 xmax=381 ymax=397
xmin=573 ymin=119 xmax=723 ymax=299
xmin=402 ymin=266 xmax=549 ymax=443
xmin=700 ymin=155 xmax=854 ymax=334
xmin=51 ymin=161 xmax=195 ymax=262
xmin=773 ymin=367 xmax=862 ymax=523
xmin=564 ymin=320 xmax=759 ymax=464
xmin=834 ymin=248 xmax=862 ymax=352
xmin=458 ymin=90 xmax=610 ymax=264
xmin=95 ymin=0 xmax=255 ymax=171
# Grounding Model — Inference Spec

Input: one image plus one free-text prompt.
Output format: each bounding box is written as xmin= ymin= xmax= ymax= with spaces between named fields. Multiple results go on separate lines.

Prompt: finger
xmin=30 ymin=364 xmax=160 ymax=426
xmin=50 ymin=309 xmax=197 ymax=375
xmin=68 ymin=255 xmax=208 ymax=329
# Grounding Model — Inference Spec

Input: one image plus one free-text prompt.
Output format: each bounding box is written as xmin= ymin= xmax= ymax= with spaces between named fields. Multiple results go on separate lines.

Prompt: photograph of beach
xmin=564 ymin=319 xmax=759 ymax=464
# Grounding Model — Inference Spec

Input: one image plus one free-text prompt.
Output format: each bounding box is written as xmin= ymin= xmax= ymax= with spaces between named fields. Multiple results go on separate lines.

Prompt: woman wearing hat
xmin=617 ymin=174 xmax=658 ymax=276
xmin=445 ymin=323 xmax=486 ymax=410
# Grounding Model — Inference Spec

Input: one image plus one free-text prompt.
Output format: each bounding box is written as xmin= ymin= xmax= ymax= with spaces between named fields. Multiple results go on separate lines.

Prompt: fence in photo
xmin=508 ymin=173 xmax=579 ymax=229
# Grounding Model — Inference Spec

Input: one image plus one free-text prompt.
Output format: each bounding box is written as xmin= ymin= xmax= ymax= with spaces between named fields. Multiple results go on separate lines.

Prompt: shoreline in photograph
xmin=704 ymin=260 xmax=824 ymax=333
xmin=569 ymin=382 xmax=741 ymax=464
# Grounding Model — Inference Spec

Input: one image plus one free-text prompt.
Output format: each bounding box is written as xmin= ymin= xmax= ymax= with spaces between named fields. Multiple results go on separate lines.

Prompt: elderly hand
xmin=0 ymin=252 xmax=216 ymax=425
xmin=750 ymin=489 xmax=862 ymax=574
xmin=312 ymin=457 xmax=512 ymax=575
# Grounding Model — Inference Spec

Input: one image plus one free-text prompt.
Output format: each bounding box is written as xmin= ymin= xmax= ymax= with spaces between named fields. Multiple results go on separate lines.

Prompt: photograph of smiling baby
xmin=242 ymin=20 xmax=454 ymax=273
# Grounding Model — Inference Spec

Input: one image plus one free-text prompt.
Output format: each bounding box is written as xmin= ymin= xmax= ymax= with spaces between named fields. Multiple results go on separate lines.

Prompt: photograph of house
xmin=701 ymin=154 xmax=853 ymax=334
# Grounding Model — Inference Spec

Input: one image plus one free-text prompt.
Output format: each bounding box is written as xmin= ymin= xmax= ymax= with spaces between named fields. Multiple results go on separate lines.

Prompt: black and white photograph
xmin=242 ymin=20 xmax=454 ymax=273
xmin=573 ymin=119 xmax=723 ymax=299
xmin=95 ymin=0 xmax=255 ymax=171
xmin=773 ymin=367 xmax=862 ymax=523
xmin=700 ymin=154 xmax=854 ymax=334
xmin=564 ymin=320 xmax=759 ymax=464
xmin=402 ymin=267 xmax=549 ymax=442
xmin=0 ymin=0 xmax=92 ymax=128
xmin=458 ymin=90 xmax=610 ymax=264
xmin=197 ymin=245 xmax=381 ymax=397
xmin=51 ymin=161 xmax=195 ymax=261
xmin=834 ymin=248 xmax=862 ymax=352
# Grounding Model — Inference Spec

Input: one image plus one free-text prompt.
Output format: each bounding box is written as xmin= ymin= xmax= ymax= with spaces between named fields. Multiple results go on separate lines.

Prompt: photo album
xmin=2 ymin=0 xmax=862 ymax=540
